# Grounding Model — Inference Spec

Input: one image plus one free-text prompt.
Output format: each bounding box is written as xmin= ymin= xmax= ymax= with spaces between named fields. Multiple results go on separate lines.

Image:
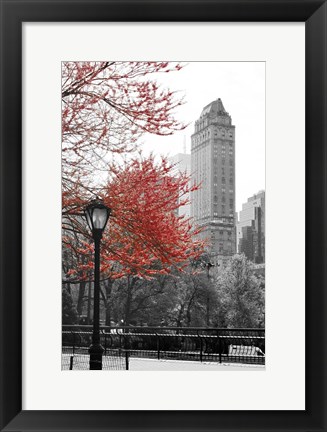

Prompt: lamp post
xmin=84 ymin=198 xmax=111 ymax=370
xmin=204 ymin=262 xmax=215 ymax=327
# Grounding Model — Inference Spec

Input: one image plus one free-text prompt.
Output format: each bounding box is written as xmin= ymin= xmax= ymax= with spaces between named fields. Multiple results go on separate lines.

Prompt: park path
xmin=129 ymin=358 xmax=265 ymax=371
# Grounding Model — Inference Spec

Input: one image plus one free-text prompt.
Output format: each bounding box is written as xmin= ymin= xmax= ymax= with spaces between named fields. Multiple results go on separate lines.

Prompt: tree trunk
xmin=206 ymin=294 xmax=210 ymax=327
xmin=65 ymin=282 xmax=71 ymax=295
xmin=176 ymin=303 xmax=184 ymax=328
xmin=186 ymin=291 xmax=196 ymax=327
xmin=186 ymin=302 xmax=192 ymax=327
xmin=124 ymin=276 xmax=135 ymax=326
xmin=77 ymin=281 xmax=86 ymax=316
xmin=104 ymin=278 xmax=113 ymax=326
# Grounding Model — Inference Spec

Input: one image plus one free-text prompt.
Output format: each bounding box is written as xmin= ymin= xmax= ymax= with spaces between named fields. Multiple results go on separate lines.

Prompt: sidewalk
xmin=129 ymin=358 xmax=265 ymax=371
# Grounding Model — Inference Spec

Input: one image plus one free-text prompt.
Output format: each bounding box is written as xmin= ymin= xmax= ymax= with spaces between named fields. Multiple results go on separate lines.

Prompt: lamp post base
xmin=89 ymin=344 xmax=104 ymax=370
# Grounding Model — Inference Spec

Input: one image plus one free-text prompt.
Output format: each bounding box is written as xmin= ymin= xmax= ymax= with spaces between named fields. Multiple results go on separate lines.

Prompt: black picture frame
xmin=0 ymin=1 xmax=326 ymax=431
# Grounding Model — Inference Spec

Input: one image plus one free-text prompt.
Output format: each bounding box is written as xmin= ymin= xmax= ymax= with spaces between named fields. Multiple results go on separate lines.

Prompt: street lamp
xmin=203 ymin=262 xmax=215 ymax=327
xmin=84 ymin=198 xmax=111 ymax=370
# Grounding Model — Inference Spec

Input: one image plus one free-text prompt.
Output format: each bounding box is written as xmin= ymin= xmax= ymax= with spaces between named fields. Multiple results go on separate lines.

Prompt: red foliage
xmin=61 ymin=61 xmax=203 ymax=280
xmin=63 ymin=156 xmax=204 ymax=280
xmin=62 ymin=61 xmax=186 ymax=187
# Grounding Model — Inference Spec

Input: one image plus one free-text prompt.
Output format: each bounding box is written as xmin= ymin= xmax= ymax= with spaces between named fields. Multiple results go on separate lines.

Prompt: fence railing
xmin=62 ymin=326 xmax=265 ymax=366
xmin=62 ymin=350 xmax=129 ymax=370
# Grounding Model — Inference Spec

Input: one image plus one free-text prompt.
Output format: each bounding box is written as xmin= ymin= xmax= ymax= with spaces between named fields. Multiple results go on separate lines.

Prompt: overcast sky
xmin=140 ymin=62 xmax=265 ymax=214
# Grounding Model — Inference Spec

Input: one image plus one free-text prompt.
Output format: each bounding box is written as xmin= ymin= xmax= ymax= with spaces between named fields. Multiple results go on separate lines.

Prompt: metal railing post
xmin=72 ymin=331 xmax=75 ymax=355
xmin=104 ymin=332 xmax=107 ymax=356
xmin=126 ymin=331 xmax=130 ymax=356
xmin=218 ymin=330 xmax=222 ymax=363
xmin=198 ymin=331 xmax=203 ymax=362
xmin=156 ymin=333 xmax=160 ymax=360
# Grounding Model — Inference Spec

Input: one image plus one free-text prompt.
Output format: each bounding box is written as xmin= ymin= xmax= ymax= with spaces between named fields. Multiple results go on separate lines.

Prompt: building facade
xmin=237 ymin=191 xmax=265 ymax=263
xmin=170 ymin=152 xmax=191 ymax=219
xmin=191 ymin=98 xmax=236 ymax=265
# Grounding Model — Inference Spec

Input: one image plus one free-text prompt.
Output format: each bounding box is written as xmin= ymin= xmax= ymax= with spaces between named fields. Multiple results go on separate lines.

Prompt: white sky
xmin=139 ymin=62 xmax=265 ymax=214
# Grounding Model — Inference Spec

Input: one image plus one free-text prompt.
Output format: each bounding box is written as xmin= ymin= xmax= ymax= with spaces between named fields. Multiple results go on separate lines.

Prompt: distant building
xmin=170 ymin=152 xmax=191 ymax=219
xmin=237 ymin=191 xmax=265 ymax=263
xmin=191 ymin=98 xmax=236 ymax=266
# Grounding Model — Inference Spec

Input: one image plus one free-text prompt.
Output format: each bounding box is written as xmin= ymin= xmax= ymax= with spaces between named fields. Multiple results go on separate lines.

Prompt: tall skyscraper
xmin=191 ymin=98 xmax=236 ymax=264
xmin=237 ymin=191 xmax=265 ymax=263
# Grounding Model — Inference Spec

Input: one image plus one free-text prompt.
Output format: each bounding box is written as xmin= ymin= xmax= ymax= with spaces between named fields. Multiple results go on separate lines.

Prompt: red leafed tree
xmin=62 ymin=61 xmax=204 ymax=283
xmin=64 ymin=156 xmax=204 ymax=280
xmin=62 ymin=61 xmax=186 ymax=195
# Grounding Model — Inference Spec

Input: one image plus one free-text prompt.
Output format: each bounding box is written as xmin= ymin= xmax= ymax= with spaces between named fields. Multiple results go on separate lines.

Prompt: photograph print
xmin=61 ymin=61 xmax=265 ymax=371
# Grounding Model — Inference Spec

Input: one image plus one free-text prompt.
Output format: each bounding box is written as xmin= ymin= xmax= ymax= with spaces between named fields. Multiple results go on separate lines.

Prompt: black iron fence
xmin=62 ymin=329 xmax=129 ymax=370
xmin=62 ymin=350 xmax=128 ymax=370
xmin=62 ymin=326 xmax=265 ymax=367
